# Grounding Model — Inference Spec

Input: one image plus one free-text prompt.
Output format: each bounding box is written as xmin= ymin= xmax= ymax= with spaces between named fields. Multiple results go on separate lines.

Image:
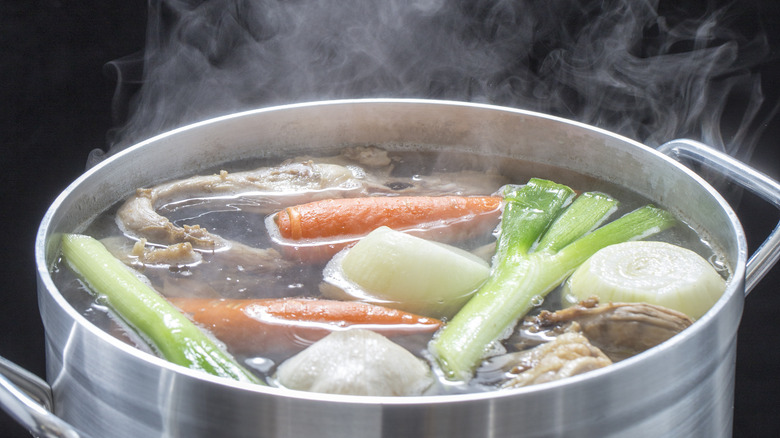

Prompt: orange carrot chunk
xmin=169 ymin=297 xmax=442 ymax=356
xmin=274 ymin=195 xmax=502 ymax=240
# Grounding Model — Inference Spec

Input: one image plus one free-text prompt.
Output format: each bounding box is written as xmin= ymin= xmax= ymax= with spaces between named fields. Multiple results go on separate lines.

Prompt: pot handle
xmin=0 ymin=355 xmax=83 ymax=438
xmin=658 ymin=139 xmax=780 ymax=294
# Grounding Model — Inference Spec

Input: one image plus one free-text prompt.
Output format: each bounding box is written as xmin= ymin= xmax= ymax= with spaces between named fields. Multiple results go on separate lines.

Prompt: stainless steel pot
xmin=2 ymin=99 xmax=779 ymax=438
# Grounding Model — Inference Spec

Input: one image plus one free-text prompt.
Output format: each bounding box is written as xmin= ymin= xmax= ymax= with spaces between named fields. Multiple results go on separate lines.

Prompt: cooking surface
xmin=2 ymin=1 xmax=779 ymax=437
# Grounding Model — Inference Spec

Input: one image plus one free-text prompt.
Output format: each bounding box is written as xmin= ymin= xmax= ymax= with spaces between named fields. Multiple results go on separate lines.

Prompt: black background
xmin=1 ymin=1 xmax=779 ymax=437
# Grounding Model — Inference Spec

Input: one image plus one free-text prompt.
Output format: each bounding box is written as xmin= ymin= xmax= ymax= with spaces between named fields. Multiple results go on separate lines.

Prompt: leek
xmin=429 ymin=179 xmax=676 ymax=381
xmin=61 ymin=234 xmax=261 ymax=384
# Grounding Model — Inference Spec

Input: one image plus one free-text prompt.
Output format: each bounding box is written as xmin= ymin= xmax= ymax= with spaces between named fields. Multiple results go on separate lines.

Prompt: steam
xmin=97 ymin=0 xmax=774 ymax=163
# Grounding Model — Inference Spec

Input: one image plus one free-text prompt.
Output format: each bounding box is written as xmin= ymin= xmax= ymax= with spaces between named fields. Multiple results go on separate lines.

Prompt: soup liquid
xmin=50 ymin=149 xmax=729 ymax=394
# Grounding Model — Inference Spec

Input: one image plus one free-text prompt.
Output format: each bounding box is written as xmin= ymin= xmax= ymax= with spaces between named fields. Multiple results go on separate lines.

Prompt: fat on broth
xmin=50 ymin=148 xmax=729 ymax=395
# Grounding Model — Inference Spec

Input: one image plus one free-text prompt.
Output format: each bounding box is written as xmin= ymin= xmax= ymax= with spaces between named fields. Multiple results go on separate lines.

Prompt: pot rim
xmin=34 ymin=98 xmax=748 ymax=405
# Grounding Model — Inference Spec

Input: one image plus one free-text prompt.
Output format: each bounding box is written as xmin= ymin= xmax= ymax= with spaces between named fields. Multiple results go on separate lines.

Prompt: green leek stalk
xmin=61 ymin=234 xmax=261 ymax=384
xmin=429 ymin=179 xmax=676 ymax=381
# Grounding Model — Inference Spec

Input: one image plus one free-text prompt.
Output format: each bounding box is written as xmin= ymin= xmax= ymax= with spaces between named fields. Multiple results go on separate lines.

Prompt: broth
xmin=50 ymin=147 xmax=728 ymax=395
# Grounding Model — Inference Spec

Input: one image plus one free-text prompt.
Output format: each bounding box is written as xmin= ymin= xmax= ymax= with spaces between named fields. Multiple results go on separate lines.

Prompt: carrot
xmin=270 ymin=195 xmax=502 ymax=262
xmin=168 ymin=297 xmax=442 ymax=356
xmin=275 ymin=195 xmax=502 ymax=239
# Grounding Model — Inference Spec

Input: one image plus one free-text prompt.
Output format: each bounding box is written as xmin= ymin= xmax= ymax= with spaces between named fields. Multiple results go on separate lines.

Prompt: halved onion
xmin=324 ymin=226 xmax=490 ymax=318
xmin=562 ymin=241 xmax=726 ymax=319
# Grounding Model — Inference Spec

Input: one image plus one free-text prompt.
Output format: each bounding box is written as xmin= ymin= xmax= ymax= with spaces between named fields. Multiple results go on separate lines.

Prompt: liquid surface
xmin=50 ymin=148 xmax=729 ymax=395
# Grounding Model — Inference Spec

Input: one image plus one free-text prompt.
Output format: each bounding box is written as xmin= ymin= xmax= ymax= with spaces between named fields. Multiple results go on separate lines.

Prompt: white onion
xmin=335 ymin=226 xmax=490 ymax=318
xmin=562 ymin=241 xmax=726 ymax=319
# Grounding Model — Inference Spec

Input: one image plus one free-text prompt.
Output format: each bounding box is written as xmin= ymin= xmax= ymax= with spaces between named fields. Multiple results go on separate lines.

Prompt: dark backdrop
xmin=2 ymin=1 xmax=778 ymax=437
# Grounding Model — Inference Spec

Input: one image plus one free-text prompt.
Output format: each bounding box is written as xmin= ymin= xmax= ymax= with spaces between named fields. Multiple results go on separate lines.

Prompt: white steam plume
xmin=97 ymin=0 xmax=773 ymax=164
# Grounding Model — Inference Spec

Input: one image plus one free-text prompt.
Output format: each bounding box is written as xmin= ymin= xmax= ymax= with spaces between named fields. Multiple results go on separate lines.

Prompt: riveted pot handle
xmin=0 ymin=355 xmax=83 ymax=438
xmin=658 ymin=139 xmax=780 ymax=294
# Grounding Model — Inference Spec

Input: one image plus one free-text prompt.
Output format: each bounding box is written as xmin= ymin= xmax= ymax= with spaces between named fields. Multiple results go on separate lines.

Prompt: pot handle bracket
xmin=0 ymin=355 xmax=82 ymax=438
xmin=658 ymin=139 xmax=780 ymax=295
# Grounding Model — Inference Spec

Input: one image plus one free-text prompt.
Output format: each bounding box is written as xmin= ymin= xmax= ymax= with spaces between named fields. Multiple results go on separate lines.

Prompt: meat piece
xmin=530 ymin=299 xmax=694 ymax=362
xmin=129 ymin=239 xmax=202 ymax=265
xmin=114 ymin=159 xmax=381 ymax=279
xmin=116 ymin=161 xmax=371 ymax=250
xmin=101 ymin=236 xmax=200 ymax=267
xmin=486 ymin=325 xmax=612 ymax=389
xmin=411 ymin=170 xmax=507 ymax=196
xmin=319 ymin=146 xmax=508 ymax=195
xmin=115 ymin=150 xmax=507 ymax=270
xmin=100 ymin=236 xmax=294 ymax=299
